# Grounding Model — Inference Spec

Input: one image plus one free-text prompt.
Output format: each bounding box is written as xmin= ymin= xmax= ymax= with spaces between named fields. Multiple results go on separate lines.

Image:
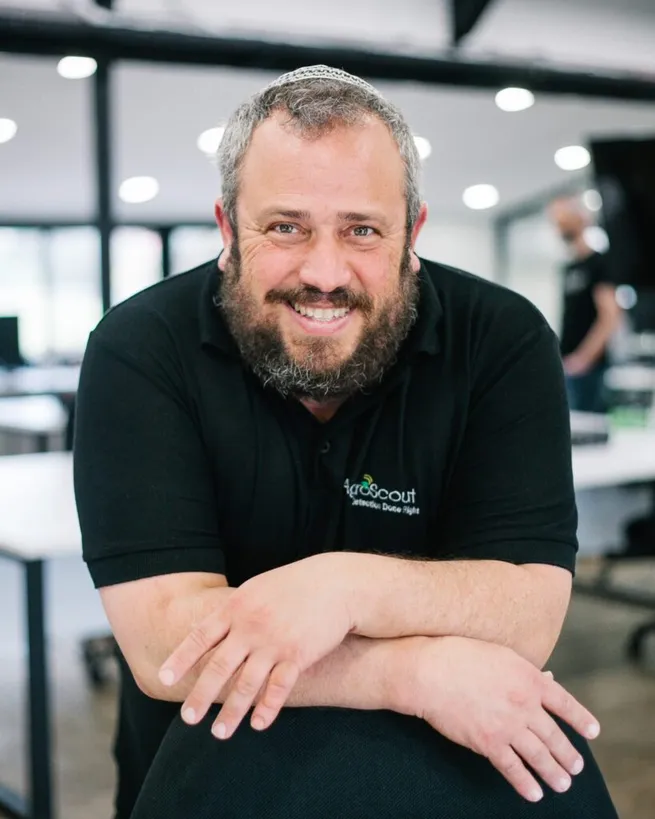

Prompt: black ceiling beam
xmin=451 ymin=0 xmax=496 ymax=46
xmin=2 ymin=9 xmax=655 ymax=102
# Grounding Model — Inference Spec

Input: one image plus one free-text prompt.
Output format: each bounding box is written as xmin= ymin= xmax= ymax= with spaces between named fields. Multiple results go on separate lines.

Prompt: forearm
xmin=574 ymin=318 xmax=616 ymax=365
xmin=139 ymin=583 xmax=408 ymax=712
xmin=342 ymin=554 xmax=571 ymax=667
xmin=281 ymin=634 xmax=408 ymax=710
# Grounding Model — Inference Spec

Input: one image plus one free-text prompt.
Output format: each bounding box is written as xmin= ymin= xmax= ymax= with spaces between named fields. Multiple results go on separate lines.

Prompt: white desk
xmin=0 ymin=366 xmax=80 ymax=399
xmin=0 ymin=397 xmax=69 ymax=453
xmin=0 ymin=431 xmax=654 ymax=819
xmin=573 ymin=428 xmax=655 ymax=490
xmin=0 ymin=453 xmax=79 ymax=819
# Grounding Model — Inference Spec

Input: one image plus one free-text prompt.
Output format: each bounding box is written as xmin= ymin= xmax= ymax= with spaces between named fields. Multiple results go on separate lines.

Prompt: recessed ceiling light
xmin=495 ymin=87 xmax=535 ymax=112
xmin=57 ymin=56 xmax=98 ymax=79
xmin=554 ymin=145 xmax=590 ymax=171
xmin=583 ymin=189 xmax=602 ymax=212
xmin=197 ymin=127 xmax=226 ymax=156
xmin=413 ymin=135 xmax=432 ymax=160
xmin=582 ymin=225 xmax=609 ymax=253
xmin=463 ymin=184 xmax=499 ymax=210
xmin=119 ymin=176 xmax=160 ymax=204
xmin=0 ymin=118 xmax=17 ymax=144
xmin=615 ymin=285 xmax=637 ymax=310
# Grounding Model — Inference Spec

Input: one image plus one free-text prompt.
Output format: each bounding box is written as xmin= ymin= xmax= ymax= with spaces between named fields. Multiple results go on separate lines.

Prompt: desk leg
xmin=25 ymin=560 xmax=54 ymax=819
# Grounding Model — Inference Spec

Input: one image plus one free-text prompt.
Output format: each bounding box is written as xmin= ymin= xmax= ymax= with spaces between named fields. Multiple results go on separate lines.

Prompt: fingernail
xmin=543 ymin=670 xmax=554 ymax=679
xmin=586 ymin=723 xmax=600 ymax=739
xmin=571 ymin=758 xmax=584 ymax=775
xmin=159 ymin=668 xmax=175 ymax=686
xmin=558 ymin=777 xmax=571 ymax=792
xmin=251 ymin=716 xmax=265 ymax=731
xmin=182 ymin=707 xmax=197 ymax=724
xmin=212 ymin=722 xmax=227 ymax=739
xmin=528 ymin=787 xmax=543 ymax=802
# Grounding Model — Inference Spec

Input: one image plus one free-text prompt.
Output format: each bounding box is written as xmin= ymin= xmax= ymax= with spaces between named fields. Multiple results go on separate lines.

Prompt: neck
xmin=298 ymin=396 xmax=346 ymax=423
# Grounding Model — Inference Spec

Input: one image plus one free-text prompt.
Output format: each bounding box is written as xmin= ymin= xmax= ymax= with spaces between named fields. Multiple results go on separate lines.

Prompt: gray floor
xmin=0 ymin=560 xmax=654 ymax=818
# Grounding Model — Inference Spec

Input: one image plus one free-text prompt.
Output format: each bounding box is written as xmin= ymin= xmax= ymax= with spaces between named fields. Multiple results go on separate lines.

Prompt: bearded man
xmin=74 ymin=66 xmax=617 ymax=819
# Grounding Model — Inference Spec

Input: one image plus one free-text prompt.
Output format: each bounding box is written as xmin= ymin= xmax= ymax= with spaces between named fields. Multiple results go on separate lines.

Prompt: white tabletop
xmin=0 ymin=365 xmax=80 ymax=398
xmin=572 ymin=428 xmax=655 ymax=490
xmin=0 ymin=453 xmax=80 ymax=561
xmin=0 ymin=428 xmax=654 ymax=563
xmin=0 ymin=395 xmax=68 ymax=435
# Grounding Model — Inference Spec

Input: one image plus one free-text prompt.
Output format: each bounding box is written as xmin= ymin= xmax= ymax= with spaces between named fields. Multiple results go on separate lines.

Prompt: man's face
xmin=549 ymin=199 xmax=587 ymax=245
xmin=215 ymin=111 xmax=427 ymax=400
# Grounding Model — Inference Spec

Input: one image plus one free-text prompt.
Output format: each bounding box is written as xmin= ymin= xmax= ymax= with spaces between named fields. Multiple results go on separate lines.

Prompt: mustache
xmin=265 ymin=286 xmax=374 ymax=313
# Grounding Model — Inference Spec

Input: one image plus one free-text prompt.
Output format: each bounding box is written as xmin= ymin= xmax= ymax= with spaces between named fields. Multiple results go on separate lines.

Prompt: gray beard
xmin=217 ymin=244 xmax=419 ymax=401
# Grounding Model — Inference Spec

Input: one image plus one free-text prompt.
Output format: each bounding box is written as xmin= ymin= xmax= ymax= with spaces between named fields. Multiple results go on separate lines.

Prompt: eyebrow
xmin=337 ymin=211 xmax=387 ymax=224
xmin=261 ymin=208 xmax=388 ymax=226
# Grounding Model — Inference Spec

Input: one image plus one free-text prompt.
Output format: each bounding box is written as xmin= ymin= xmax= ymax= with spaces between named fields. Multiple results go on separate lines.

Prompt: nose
xmin=298 ymin=235 xmax=352 ymax=293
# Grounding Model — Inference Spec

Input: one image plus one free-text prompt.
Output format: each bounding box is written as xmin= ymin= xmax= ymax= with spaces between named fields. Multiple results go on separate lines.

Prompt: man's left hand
xmin=158 ymin=553 xmax=354 ymax=739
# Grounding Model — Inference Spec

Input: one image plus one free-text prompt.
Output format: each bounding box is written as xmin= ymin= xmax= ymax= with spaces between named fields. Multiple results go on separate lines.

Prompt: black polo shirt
xmin=560 ymin=251 xmax=612 ymax=362
xmin=74 ymin=257 xmax=578 ymax=818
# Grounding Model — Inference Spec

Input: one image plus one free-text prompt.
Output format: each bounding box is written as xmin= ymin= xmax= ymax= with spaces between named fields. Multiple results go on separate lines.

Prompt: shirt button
xmin=320 ymin=440 xmax=331 ymax=455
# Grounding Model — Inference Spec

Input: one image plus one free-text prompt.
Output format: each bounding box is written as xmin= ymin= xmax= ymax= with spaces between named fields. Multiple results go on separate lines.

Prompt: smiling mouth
xmin=290 ymin=302 xmax=351 ymax=322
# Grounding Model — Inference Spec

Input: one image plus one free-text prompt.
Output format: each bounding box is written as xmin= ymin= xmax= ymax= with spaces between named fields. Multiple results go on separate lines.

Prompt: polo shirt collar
xmin=403 ymin=258 xmax=442 ymax=357
xmin=199 ymin=257 xmax=240 ymax=355
xmin=199 ymin=256 xmax=442 ymax=359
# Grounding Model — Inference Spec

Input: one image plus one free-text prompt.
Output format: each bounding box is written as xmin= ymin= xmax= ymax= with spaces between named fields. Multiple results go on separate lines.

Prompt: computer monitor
xmin=0 ymin=316 xmax=24 ymax=368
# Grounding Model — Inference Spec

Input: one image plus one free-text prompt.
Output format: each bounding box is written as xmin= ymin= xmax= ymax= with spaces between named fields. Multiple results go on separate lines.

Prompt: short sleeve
xmin=439 ymin=321 xmax=578 ymax=573
xmin=74 ymin=323 xmax=225 ymax=588
xmin=591 ymin=253 xmax=616 ymax=286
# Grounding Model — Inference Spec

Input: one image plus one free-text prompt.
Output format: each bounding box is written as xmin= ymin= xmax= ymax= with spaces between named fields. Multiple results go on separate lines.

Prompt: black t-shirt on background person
xmin=560 ymin=251 xmax=612 ymax=364
xmin=74 ymin=257 xmax=597 ymax=818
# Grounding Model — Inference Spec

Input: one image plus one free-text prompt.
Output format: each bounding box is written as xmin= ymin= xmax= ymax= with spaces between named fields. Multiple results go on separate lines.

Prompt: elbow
xmin=518 ymin=564 xmax=573 ymax=668
xmin=522 ymin=635 xmax=560 ymax=670
xmin=126 ymin=658 xmax=173 ymax=702
xmin=134 ymin=672 xmax=162 ymax=700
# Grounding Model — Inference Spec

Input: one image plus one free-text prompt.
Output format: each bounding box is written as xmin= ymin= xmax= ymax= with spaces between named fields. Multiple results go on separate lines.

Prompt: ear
xmin=409 ymin=203 xmax=428 ymax=273
xmin=215 ymin=199 xmax=235 ymax=272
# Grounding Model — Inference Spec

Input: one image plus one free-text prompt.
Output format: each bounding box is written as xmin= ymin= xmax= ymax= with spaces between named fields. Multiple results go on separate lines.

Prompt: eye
xmin=272 ymin=223 xmax=299 ymax=235
xmin=351 ymin=226 xmax=377 ymax=238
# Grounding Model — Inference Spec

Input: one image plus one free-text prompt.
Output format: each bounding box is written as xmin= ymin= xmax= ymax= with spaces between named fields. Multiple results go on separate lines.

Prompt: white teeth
xmin=292 ymin=303 xmax=350 ymax=321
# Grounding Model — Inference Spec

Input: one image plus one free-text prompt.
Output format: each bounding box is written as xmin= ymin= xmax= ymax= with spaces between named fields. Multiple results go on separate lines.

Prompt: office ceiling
xmin=0 ymin=0 xmax=654 ymax=223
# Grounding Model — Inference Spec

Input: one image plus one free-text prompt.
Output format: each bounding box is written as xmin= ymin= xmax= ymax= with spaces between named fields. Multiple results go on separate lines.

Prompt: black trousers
xmin=131 ymin=706 xmax=618 ymax=819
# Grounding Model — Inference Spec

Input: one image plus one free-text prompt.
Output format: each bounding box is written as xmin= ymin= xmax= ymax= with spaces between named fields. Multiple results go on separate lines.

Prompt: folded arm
xmin=101 ymin=570 xmax=598 ymax=804
xmin=100 ymin=570 xmax=403 ymax=710
xmin=342 ymin=554 xmax=572 ymax=668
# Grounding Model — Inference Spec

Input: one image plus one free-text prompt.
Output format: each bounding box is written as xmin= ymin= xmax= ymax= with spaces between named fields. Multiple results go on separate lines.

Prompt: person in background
xmin=549 ymin=196 xmax=622 ymax=413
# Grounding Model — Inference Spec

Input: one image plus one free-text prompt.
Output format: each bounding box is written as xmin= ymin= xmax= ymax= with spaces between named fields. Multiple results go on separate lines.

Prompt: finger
xmin=181 ymin=636 xmax=247 ymax=726
xmin=159 ymin=614 xmax=231 ymax=688
xmin=212 ymin=652 xmax=275 ymax=740
xmin=530 ymin=711 xmax=585 ymax=777
xmin=488 ymin=746 xmax=544 ymax=803
xmin=511 ymin=730 xmax=572 ymax=795
xmin=542 ymin=679 xmax=600 ymax=741
xmin=251 ymin=660 xmax=301 ymax=731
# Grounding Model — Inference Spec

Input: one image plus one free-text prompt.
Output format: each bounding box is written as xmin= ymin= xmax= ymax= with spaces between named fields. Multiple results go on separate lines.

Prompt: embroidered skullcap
xmin=264 ymin=65 xmax=382 ymax=97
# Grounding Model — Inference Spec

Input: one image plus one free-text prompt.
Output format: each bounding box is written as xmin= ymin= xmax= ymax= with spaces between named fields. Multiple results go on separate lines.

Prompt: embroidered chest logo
xmin=343 ymin=474 xmax=420 ymax=517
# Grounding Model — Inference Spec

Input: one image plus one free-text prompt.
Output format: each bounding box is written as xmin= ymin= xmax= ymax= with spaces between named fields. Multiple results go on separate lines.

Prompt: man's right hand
xmin=392 ymin=636 xmax=600 ymax=803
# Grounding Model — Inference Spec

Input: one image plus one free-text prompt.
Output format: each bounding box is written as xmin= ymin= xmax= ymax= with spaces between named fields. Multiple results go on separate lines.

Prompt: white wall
xmin=504 ymin=212 xmax=564 ymax=330
xmin=415 ymin=219 xmax=495 ymax=281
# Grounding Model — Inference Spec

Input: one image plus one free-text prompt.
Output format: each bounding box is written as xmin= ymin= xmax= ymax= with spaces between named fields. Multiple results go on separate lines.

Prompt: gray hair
xmin=217 ymin=65 xmax=422 ymax=234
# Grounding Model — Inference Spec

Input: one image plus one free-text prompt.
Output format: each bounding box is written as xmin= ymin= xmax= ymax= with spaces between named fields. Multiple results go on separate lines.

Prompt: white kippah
xmin=265 ymin=64 xmax=382 ymax=97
